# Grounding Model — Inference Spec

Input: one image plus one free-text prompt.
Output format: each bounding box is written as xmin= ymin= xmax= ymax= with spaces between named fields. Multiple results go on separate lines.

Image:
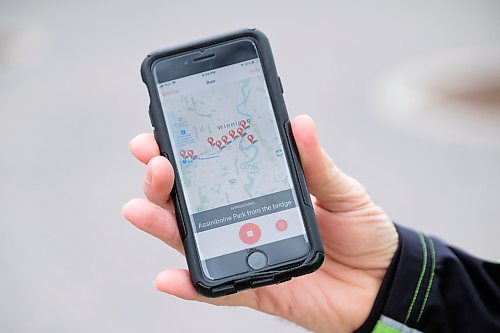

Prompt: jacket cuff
xmin=355 ymin=224 xmax=434 ymax=333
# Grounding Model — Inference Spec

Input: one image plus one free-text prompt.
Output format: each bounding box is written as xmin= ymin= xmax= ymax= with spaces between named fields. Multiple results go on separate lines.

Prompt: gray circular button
xmin=247 ymin=251 xmax=268 ymax=270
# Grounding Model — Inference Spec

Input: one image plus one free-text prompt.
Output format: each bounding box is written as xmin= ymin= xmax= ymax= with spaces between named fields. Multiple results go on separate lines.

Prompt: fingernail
xmin=128 ymin=137 xmax=138 ymax=152
xmin=121 ymin=204 xmax=126 ymax=217
xmin=145 ymin=161 xmax=153 ymax=184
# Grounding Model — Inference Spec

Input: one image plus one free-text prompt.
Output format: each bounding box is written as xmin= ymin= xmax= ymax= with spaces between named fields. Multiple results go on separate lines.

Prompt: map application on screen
xmin=156 ymin=55 xmax=308 ymax=277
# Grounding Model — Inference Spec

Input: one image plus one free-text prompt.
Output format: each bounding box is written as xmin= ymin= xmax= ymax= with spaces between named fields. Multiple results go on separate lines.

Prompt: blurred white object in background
xmin=377 ymin=46 xmax=500 ymax=147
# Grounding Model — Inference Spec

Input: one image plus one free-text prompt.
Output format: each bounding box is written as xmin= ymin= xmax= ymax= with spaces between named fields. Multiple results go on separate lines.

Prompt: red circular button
xmin=275 ymin=219 xmax=288 ymax=231
xmin=239 ymin=223 xmax=261 ymax=244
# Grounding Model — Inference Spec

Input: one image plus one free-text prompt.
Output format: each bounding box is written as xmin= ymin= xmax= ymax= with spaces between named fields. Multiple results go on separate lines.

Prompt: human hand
xmin=123 ymin=115 xmax=398 ymax=333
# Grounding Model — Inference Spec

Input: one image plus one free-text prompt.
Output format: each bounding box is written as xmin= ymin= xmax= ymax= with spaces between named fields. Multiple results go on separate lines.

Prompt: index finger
xmin=129 ymin=133 xmax=160 ymax=164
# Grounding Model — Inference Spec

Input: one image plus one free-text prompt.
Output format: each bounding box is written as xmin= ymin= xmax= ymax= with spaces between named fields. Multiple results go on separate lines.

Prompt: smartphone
xmin=141 ymin=29 xmax=323 ymax=297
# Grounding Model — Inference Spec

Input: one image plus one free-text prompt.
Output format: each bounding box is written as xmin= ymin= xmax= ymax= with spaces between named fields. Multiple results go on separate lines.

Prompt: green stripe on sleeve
xmin=404 ymin=232 xmax=428 ymax=324
xmin=417 ymin=237 xmax=436 ymax=323
xmin=372 ymin=321 xmax=401 ymax=333
xmin=373 ymin=316 xmax=423 ymax=333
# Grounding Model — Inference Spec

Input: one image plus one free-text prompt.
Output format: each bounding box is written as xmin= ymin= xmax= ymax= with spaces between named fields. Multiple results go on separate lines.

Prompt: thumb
xmin=291 ymin=115 xmax=372 ymax=212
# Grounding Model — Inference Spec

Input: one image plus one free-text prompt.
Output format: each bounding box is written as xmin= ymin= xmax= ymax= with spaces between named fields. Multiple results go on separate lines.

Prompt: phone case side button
xmin=284 ymin=121 xmax=312 ymax=208
xmin=171 ymin=187 xmax=187 ymax=239
xmin=278 ymin=76 xmax=284 ymax=94
xmin=161 ymin=152 xmax=187 ymax=240
xmin=148 ymin=107 xmax=155 ymax=127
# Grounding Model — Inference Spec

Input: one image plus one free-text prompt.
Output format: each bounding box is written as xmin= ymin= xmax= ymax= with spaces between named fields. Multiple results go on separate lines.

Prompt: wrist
xmin=354 ymin=224 xmax=402 ymax=332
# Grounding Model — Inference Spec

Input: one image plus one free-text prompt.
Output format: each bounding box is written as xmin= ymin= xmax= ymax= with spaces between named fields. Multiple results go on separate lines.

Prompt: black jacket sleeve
xmin=356 ymin=224 xmax=500 ymax=333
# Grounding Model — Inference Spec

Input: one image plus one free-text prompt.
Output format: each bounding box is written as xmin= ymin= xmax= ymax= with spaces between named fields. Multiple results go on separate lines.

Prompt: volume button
xmin=160 ymin=151 xmax=171 ymax=162
xmin=278 ymin=76 xmax=284 ymax=94
xmin=148 ymin=107 xmax=155 ymax=127
xmin=173 ymin=192 xmax=187 ymax=239
xmin=284 ymin=120 xmax=312 ymax=207
xmin=153 ymin=129 xmax=159 ymax=145
xmin=169 ymin=187 xmax=187 ymax=239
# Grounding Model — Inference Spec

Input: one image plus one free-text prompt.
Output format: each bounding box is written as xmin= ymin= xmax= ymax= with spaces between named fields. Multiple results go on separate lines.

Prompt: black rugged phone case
xmin=141 ymin=28 xmax=324 ymax=297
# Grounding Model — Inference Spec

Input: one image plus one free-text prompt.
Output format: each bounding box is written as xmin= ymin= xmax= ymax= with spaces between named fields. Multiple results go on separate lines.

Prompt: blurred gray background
xmin=1 ymin=1 xmax=499 ymax=332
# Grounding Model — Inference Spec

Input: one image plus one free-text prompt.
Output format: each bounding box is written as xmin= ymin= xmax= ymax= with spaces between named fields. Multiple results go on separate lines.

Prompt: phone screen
xmin=153 ymin=39 xmax=310 ymax=279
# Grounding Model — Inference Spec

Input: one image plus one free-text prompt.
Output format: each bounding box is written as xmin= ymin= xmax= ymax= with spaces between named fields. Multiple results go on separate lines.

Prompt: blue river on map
xmin=236 ymin=79 xmax=259 ymax=194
